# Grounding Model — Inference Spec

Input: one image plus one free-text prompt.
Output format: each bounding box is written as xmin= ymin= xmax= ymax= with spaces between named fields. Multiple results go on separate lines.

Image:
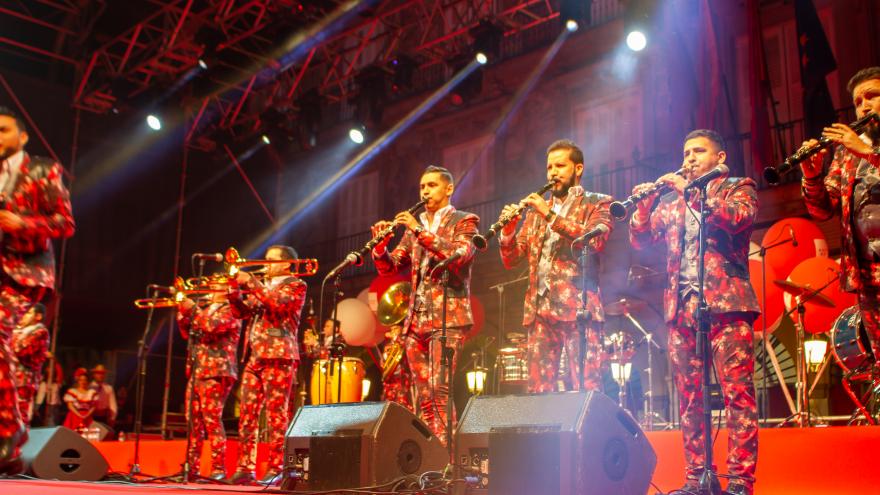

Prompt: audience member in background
xmin=63 ymin=368 xmax=97 ymax=432
xmin=35 ymin=361 xmax=63 ymax=425
xmin=89 ymin=364 xmax=117 ymax=427
xmin=11 ymin=303 xmax=49 ymax=425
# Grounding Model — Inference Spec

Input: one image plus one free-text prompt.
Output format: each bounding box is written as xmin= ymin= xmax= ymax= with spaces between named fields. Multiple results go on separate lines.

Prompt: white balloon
xmin=336 ymin=298 xmax=378 ymax=346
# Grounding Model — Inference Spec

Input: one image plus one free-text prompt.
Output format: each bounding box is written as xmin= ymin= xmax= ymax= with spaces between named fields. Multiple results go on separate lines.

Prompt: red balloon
xmin=749 ymin=259 xmax=784 ymax=338
xmin=463 ymin=295 xmax=485 ymax=341
xmin=762 ymin=217 xmax=828 ymax=280
xmin=784 ymin=257 xmax=855 ymax=335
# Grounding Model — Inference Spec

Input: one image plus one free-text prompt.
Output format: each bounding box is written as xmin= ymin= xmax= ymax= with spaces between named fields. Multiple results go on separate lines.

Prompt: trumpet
xmin=609 ymin=168 xmax=686 ymax=220
xmin=358 ymin=200 xmax=427 ymax=258
xmin=224 ymin=247 xmax=319 ymax=277
xmin=473 ymin=180 xmax=556 ymax=250
xmin=763 ymin=112 xmax=878 ymax=185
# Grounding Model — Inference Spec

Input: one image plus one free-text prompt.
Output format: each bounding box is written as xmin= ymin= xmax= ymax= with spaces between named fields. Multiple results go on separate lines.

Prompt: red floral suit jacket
xmin=629 ymin=177 xmax=761 ymax=322
xmin=802 ymin=146 xmax=880 ymax=291
xmin=12 ymin=322 xmax=49 ymax=391
xmin=373 ymin=207 xmax=479 ymax=332
xmin=2 ymin=153 xmax=75 ymax=289
xmin=229 ymin=275 xmax=306 ymax=362
xmin=177 ymin=302 xmax=241 ymax=380
xmin=499 ymin=189 xmax=612 ymax=326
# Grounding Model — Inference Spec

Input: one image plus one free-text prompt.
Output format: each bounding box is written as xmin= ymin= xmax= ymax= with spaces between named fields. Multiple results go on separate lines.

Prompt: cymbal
xmin=605 ymin=297 xmax=648 ymax=316
xmin=377 ymin=281 xmax=412 ymax=326
xmin=628 ymin=265 xmax=663 ymax=288
xmin=773 ymin=280 xmax=835 ymax=307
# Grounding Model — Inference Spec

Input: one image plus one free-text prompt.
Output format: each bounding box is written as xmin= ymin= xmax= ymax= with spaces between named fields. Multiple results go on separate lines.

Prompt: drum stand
xmin=620 ymin=310 xmax=663 ymax=430
xmin=778 ymin=278 xmax=835 ymax=428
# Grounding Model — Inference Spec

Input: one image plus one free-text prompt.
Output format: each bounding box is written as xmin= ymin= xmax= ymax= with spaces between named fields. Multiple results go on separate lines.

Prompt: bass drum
xmin=830 ymin=305 xmax=876 ymax=373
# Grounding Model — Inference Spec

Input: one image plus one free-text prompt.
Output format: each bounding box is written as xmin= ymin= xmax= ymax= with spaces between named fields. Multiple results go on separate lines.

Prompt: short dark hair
xmin=422 ymin=165 xmax=454 ymax=185
xmin=30 ymin=303 xmax=46 ymax=320
xmin=546 ymin=139 xmax=584 ymax=165
xmin=0 ymin=106 xmax=26 ymax=133
xmin=684 ymin=129 xmax=726 ymax=151
xmin=267 ymin=245 xmax=297 ymax=260
xmin=847 ymin=67 xmax=880 ymax=94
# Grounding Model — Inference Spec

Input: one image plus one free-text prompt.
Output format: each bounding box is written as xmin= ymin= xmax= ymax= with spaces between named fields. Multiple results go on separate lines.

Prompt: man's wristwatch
xmin=544 ymin=210 xmax=556 ymax=222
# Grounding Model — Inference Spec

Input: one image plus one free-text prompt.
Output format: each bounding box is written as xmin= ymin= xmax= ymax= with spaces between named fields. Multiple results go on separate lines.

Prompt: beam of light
xmin=72 ymin=1 xmax=374 ymax=210
xmin=566 ymin=20 xmax=579 ymax=32
xmin=455 ymin=26 xmax=572 ymax=201
xmin=246 ymin=59 xmax=485 ymax=257
xmin=475 ymin=52 xmax=488 ymax=65
xmin=626 ymin=30 xmax=647 ymax=51
xmin=261 ymin=134 xmax=271 ymax=144
xmin=146 ymin=114 xmax=162 ymax=130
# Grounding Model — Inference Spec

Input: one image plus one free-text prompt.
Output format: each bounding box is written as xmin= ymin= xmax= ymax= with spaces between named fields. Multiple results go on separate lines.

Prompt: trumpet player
xmin=228 ymin=245 xmax=307 ymax=486
xmin=499 ymin=139 xmax=612 ymax=394
xmin=175 ymin=276 xmax=240 ymax=481
xmin=370 ymin=165 xmax=479 ymax=445
xmin=628 ymin=129 xmax=759 ymax=495
xmin=801 ymin=67 xmax=880 ymax=367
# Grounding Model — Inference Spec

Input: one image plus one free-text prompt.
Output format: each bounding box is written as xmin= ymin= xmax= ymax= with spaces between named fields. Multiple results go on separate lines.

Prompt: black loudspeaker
xmin=454 ymin=391 xmax=656 ymax=495
xmin=20 ymin=427 xmax=109 ymax=481
xmin=282 ymin=401 xmax=447 ymax=490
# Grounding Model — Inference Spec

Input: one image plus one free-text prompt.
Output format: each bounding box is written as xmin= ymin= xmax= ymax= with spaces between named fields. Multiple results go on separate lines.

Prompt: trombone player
xmin=498 ymin=139 xmax=612 ymax=394
xmin=175 ymin=274 xmax=240 ymax=481
xmin=370 ymin=165 xmax=479 ymax=445
xmin=227 ymin=245 xmax=307 ymax=486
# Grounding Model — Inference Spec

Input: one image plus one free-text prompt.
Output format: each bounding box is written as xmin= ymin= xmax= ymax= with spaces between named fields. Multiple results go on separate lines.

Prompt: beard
xmin=866 ymin=121 xmax=880 ymax=145
xmin=551 ymin=174 xmax=578 ymax=198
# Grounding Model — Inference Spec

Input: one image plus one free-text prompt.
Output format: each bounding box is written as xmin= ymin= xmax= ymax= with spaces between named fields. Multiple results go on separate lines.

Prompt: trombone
xmin=224 ymin=247 xmax=319 ymax=277
xmin=133 ymin=277 xmax=225 ymax=309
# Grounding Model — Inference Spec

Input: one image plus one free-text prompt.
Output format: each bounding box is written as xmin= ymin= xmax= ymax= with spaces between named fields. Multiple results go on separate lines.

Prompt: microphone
xmin=787 ymin=225 xmax=798 ymax=247
xmin=192 ymin=252 xmax=223 ymax=262
xmin=684 ymin=164 xmax=729 ymax=191
xmin=324 ymin=252 xmax=364 ymax=281
xmin=431 ymin=249 xmax=466 ymax=278
xmin=571 ymin=224 xmax=610 ymax=250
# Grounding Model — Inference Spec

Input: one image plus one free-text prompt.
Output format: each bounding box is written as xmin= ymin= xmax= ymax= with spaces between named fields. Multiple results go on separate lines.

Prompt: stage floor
xmin=0 ymin=426 xmax=877 ymax=494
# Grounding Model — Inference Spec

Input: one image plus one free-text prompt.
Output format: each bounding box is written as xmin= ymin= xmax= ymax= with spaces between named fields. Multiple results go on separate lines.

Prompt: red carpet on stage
xmin=0 ymin=427 xmax=877 ymax=494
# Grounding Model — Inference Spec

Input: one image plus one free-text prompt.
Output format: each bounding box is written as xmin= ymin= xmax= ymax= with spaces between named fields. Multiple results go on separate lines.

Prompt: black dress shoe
xmin=724 ymin=482 xmax=753 ymax=495
xmin=668 ymin=481 xmax=701 ymax=495
xmin=229 ymin=470 xmax=255 ymax=485
xmin=0 ymin=427 xmax=27 ymax=476
xmin=208 ymin=471 xmax=227 ymax=482
xmin=257 ymin=469 xmax=282 ymax=486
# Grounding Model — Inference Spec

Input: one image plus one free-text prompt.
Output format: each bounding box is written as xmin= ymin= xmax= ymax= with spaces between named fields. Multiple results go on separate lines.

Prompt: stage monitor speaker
xmin=283 ymin=401 xmax=447 ymax=490
xmin=20 ymin=426 xmax=109 ymax=481
xmin=454 ymin=391 xmax=656 ymax=495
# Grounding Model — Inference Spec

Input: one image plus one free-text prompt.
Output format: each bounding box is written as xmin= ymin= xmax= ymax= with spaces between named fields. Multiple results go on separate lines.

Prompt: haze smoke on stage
xmin=246 ymin=59 xmax=487 ymax=257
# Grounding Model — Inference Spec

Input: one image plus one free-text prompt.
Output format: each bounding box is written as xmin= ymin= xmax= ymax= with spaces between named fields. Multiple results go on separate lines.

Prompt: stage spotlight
xmin=146 ymin=114 xmax=162 ymax=131
xmin=198 ymin=58 xmax=209 ymax=70
xmin=349 ymin=126 xmax=365 ymax=144
xmin=626 ymin=30 xmax=647 ymax=52
xmin=261 ymin=134 xmax=271 ymax=145
xmin=475 ymin=52 xmax=488 ymax=65
xmin=624 ymin=0 xmax=655 ymax=52
xmin=566 ymin=20 xmax=579 ymax=32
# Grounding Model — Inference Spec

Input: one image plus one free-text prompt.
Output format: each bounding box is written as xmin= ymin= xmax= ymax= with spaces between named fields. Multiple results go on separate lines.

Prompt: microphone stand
xmin=574 ymin=243 xmax=592 ymax=392
xmin=693 ymin=184 xmax=722 ymax=495
xmin=434 ymin=263 xmax=456 ymax=463
xmin=129 ymin=287 xmax=164 ymax=479
xmin=748 ymin=235 xmax=794 ymax=423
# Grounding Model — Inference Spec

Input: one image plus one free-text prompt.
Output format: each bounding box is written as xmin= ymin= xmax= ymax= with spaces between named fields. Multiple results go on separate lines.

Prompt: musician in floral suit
xmin=0 ymin=107 xmax=74 ymax=473
xmin=629 ymin=129 xmax=759 ymax=495
xmin=11 ymin=303 xmax=49 ymax=425
xmin=228 ymin=245 xmax=306 ymax=486
xmin=499 ymin=139 xmax=612 ymax=394
xmin=800 ymin=67 xmax=880 ymax=365
xmin=176 ymin=282 xmax=241 ymax=480
xmin=371 ymin=165 xmax=479 ymax=445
